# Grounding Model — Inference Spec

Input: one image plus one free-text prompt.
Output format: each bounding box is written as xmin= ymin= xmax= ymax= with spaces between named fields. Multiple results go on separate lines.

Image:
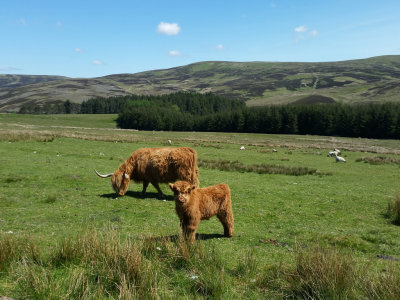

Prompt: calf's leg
xmin=183 ymin=222 xmax=198 ymax=244
xmin=217 ymin=210 xmax=234 ymax=237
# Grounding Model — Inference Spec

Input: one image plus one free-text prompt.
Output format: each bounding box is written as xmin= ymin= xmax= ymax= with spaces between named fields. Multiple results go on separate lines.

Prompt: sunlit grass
xmin=1 ymin=113 xmax=400 ymax=298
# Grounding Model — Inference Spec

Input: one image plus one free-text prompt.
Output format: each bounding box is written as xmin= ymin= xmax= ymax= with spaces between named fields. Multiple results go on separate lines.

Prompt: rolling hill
xmin=1 ymin=55 xmax=400 ymax=112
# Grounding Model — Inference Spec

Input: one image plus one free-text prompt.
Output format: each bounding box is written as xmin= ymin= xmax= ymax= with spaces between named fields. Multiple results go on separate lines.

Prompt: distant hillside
xmin=0 ymin=74 xmax=66 ymax=89
xmin=1 ymin=55 xmax=400 ymax=112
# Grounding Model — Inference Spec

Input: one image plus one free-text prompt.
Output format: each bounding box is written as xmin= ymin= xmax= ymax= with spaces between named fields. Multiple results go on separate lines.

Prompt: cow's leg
xmin=141 ymin=181 xmax=149 ymax=196
xmin=151 ymin=182 xmax=165 ymax=198
xmin=217 ymin=210 xmax=234 ymax=237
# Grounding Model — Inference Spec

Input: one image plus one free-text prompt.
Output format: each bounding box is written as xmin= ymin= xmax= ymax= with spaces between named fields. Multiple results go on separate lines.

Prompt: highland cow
xmin=95 ymin=147 xmax=199 ymax=197
xmin=169 ymin=181 xmax=234 ymax=243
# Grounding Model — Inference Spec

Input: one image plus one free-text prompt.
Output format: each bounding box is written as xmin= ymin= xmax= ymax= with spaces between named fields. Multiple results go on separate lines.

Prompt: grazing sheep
xmin=169 ymin=181 xmax=234 ymax=243
xmin=328 ymin=150 xmax=338 ymax=157
xmin=328 ymin=148 xmax=341 ymax=157
xmin=167 ymin=139 xmax=172 ymax=144
xmin=335 ymin=153 xmax=346 ymax=163
xmin=95 ymin=147 xmax=199 ymax=197
xmin=240 ymin=146 xmax=245 ymax=150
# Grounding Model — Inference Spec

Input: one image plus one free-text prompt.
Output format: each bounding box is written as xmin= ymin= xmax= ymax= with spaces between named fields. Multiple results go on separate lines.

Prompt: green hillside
xmin=1 ymin=55 xmax=400 ymax=112
xmin=0 ymin=74 xmax=66 ymax=89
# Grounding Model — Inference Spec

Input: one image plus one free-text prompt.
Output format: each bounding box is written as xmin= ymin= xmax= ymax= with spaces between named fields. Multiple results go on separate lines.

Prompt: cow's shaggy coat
xmin=169 ymin=181 xmax=234 ymax=243
xmin=96 ymin=147 xmax=199 ymax=197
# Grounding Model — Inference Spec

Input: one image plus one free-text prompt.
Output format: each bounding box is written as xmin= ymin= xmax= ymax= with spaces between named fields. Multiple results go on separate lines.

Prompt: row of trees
xmin=117 ymin=102 xmax=400 ymax=139
xmin=80 ymin=92 xmax=245 ymax=115
xmin=18 ymin=92 xmax=245 ymax=116
xmin=19 ymin=100 xmax=80 ymax=114
xmin=17 ymin=91 xmax=400 ymax=139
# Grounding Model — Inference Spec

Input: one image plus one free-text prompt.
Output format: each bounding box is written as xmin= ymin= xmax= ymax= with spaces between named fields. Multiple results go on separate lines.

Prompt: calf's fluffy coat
xmin=169 ymin=181 xmax=234 ymax=243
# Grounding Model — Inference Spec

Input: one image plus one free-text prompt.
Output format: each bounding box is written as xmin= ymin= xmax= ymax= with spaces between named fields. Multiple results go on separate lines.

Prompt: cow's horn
xmin=94 ymin=169 xmax=113 ymax=178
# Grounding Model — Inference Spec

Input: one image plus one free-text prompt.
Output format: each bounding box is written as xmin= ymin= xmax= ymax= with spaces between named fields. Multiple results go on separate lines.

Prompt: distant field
xmin=0 ymin=113 xmax=118 ymax=129
xmin=1 ymin=114 xmax=400 ymax=298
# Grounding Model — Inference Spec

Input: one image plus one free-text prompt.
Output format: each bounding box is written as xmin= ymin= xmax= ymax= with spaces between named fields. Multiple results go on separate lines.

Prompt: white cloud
xmin=168 ymin=50 xmax=182 ymax=56
xmin=216 ymin=44 xmax=224 ymax=51
xmin=294 ymin=25 xmax=318 ymax=41
xmin=295 ymin=25 xmax=307 ymax=33
xmin=92 ymin=60 xmax=104 ymax=65
xmin=157 ymin=22 xmax=181 ymax=35
xmin=74 ymin=48 xmax=84 ymax=53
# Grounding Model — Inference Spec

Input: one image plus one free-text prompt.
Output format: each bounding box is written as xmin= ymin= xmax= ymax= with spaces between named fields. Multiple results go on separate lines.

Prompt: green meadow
xmin=1 ymin=114 xmax=400 ymax=299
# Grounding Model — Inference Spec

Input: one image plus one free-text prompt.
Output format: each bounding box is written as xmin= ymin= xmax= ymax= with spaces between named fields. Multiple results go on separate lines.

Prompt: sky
xmin=1 ymin=0 xmax=400 ymax=78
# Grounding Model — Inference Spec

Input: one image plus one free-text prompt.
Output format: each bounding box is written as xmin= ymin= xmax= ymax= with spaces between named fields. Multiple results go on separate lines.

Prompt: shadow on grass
xmin=149 ymin=233 xmax=226 ymax=243
xmin=99 ymin=191 xmax=174 ymax=201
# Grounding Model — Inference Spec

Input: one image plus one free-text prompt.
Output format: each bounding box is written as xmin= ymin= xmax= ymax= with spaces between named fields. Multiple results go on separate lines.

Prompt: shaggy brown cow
xmin=169 ymin=181 xmax=234 ymax=243
xmin=95 ymin=147 xmax=199 ymax=197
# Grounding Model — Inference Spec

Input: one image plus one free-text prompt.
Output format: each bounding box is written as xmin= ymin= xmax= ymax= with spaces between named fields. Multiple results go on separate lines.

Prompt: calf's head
xmin=95 ymin=169 xmax=130 ymax=196
xmin=169 ymin=181 xmax=196 ymax=204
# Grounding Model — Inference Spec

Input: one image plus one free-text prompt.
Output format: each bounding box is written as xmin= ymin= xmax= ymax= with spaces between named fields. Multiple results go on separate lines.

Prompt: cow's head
xmin=169 ymin=181 xmax=196 ymax=204
xmin=95 ymin=169 xmax=130 ymax=196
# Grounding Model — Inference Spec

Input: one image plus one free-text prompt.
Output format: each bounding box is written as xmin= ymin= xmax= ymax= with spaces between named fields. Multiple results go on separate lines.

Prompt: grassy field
xmin=1 ymin=114 xmax=400 ymax=299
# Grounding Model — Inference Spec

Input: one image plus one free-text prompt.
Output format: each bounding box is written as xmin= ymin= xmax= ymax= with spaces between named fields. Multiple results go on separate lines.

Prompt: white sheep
xmin=335 ymin=153 xmax=346 ymax=163
xmin=240 ymin=146 xmax=245 ymax=150
xmin=328 ymin=148 xmax=341 ymax=157
xmin=167 ymin=139 xmax=172 ymax=144
xmin=327 ymin=151 xmax=338 ymax=157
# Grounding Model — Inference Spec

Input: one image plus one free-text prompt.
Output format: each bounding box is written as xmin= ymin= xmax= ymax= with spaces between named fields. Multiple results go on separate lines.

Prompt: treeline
xmin=80 ymin=92 xmax=245 ymax=115
xmin=117 ymin=102 xmax=400 ymax=139
xmin=19 ymin=100 xmax=80 ymax=114
xmin=16 ymin=91 xmax=400 ymax=139
xmin=17 ymin=92 xmax=244 ymax=116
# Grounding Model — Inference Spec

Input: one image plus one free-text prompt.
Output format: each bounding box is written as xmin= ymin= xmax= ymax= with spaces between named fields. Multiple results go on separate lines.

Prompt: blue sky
xmin=1 ymin=0 xmax=400 ymax=78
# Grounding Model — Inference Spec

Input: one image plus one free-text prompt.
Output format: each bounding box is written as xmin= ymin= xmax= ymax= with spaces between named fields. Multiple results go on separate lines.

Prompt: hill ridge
xmin=1 ymin=55 xmax=400 ymax=112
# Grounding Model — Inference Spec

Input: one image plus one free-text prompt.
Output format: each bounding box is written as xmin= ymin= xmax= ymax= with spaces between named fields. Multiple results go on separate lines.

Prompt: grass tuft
xmin=257 ymin=244 xmax=400 ymax=299
xmin=234 ymin=249 xmax=258 ymax=278
xmin=258 ymin=245 xmax=356 ymax=299
xmin=0 ymin=130 xmax=55 ymax=142
xmin=188 ymin=247 xmax=231 ymax=298
xmin=44 ymin=195 xmax=57 ymax=204
xmin=0 ymin=234 xmax=42 ymax=271
xmin=13 ymin=261 xmax=60 ymax=300
xmin=199 ymin=158 xmax=329 ymax=176
xmin=49 ymin=228 xmax=162 ymax=299
xmin=385 ymin=195 xmax=400 ymax=225
xmin=356 ymin=155 xmax=400 ymax=166
xmin=3 ymin=176 xmax=24 ymax=184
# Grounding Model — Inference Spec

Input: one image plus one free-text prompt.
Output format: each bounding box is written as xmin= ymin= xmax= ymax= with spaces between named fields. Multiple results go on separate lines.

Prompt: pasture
xmin=1 ymin=113 xmax=400 ymax=299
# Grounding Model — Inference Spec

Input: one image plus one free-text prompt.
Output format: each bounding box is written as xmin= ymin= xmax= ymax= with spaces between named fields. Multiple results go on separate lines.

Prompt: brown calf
xmin=169 ymin=181 xmax=234 ymax=243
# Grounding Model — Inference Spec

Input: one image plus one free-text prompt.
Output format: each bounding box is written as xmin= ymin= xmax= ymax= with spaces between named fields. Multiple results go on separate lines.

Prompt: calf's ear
xmin=169 ymin=183 xmax=175 ymax=191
